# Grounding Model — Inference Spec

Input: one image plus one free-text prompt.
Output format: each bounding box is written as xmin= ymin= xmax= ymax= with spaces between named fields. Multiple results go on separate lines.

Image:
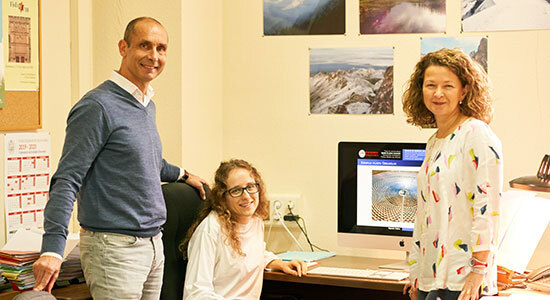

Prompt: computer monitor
xmin=337 ymin=141 xmax=426 ymax=268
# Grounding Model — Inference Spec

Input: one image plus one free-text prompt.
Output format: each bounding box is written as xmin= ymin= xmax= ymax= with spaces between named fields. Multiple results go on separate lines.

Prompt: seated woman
xmin=181 ymin=159 xmax=307 ymax=299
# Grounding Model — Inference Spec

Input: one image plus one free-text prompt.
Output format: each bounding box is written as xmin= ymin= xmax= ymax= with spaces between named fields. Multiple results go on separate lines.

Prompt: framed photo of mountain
xmin=263 ymin=0 xmax=345 ymax=35
xmin=462 ymin=0 xmax=550 ymax=32
xmin=360 ymin=0 xmax=446 ymax=34
xmin=309 ymin=48 xmax=394 ymax=114
xmin=421 ymin=36 xmax=488 ymax=73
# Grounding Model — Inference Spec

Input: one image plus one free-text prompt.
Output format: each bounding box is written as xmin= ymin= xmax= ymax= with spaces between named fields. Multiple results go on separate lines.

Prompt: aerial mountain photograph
xmin=310 ymin=48 xmax=394 ymax=115
xmin=360 ymin=0 xmax=446 ymax=34
xmin=264 ymin=0 xmax=345 ymax=35
xmin=462 ymin=0 xmax=550 ymax=31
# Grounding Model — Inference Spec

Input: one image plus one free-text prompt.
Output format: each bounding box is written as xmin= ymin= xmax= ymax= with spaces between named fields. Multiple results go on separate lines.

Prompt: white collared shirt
xmin=109 ymin=70 xmax=154 ymax=107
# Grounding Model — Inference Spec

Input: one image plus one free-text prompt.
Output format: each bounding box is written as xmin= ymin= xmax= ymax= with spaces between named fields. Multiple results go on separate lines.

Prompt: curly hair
xmin=179 ymin=159 xmax=269 ymax=257
xmin=402 ymin=48 xmax=493 ymax=127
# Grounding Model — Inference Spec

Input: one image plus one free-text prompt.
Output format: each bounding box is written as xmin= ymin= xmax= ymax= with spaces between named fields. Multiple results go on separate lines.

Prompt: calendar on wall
xmin=3 ymin=132 xmax=50 ymax=238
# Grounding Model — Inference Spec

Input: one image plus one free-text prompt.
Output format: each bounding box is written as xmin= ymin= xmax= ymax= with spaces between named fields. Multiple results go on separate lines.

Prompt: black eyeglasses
xmin=225 ymin=183 xmax=260 ymax=198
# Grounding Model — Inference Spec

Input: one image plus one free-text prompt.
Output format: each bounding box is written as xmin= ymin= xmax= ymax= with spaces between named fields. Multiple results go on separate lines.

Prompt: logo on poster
xmin=10 ymin=1 xmax=30 ymax=13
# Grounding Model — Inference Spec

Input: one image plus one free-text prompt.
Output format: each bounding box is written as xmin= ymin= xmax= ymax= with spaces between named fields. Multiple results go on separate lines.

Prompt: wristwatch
xmin=468 ymin=257 xmax=488 ymax=268
xmin=179 ymin=170 xmax=189 ymax=183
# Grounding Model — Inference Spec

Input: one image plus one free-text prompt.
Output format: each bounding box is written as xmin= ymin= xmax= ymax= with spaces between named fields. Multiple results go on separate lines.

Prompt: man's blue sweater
xmin=42 ymin=80 xmax=180 ymax=256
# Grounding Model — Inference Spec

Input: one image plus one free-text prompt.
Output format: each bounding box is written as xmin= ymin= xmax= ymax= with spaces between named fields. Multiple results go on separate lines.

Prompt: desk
xmin=261 ymin=255 xmax=409 ymax=300
xmin=0 ymin=284 xmax=91 ymax=300
xmin=498 ymin=287 xmax=550 ymax=297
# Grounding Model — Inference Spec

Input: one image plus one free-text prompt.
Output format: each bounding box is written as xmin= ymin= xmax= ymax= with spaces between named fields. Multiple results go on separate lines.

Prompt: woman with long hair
xmin=402 ymin=48 xmax=502 ymax=300
xmin=181 ymin=159 xmax=306 ymax=299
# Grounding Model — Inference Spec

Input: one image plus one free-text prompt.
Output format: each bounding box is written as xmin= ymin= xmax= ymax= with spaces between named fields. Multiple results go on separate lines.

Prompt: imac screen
xmin=338 ymin=142 xmax=426 ymax=249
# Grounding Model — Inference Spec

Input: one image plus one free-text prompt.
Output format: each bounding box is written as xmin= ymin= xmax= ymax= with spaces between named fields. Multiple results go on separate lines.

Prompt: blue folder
xmin=276 ymin=251 xmax=335 ymax=262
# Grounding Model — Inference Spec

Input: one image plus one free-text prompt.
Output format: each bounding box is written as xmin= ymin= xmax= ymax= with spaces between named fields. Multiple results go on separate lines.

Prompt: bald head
xmin=124 ymin=17 xmax=166 ymax=46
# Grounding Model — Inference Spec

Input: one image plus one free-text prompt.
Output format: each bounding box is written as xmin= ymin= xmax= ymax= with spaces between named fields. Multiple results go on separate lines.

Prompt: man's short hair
xmin=123 ymin=17 xmax=164 ymax=46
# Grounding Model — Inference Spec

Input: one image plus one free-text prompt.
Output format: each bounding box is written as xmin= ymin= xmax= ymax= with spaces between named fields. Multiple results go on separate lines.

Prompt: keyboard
xmin=308 ymin=266 xmax=409 ymax=281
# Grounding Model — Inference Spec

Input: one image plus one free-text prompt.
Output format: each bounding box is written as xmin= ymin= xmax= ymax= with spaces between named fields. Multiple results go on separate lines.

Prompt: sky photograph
xmin=310 ymin=48 xmax=393 ymax=74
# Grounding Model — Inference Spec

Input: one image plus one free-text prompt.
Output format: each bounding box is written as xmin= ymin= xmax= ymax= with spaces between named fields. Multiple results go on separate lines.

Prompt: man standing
xmin=32 ymin=17 xmax=207 ymax=299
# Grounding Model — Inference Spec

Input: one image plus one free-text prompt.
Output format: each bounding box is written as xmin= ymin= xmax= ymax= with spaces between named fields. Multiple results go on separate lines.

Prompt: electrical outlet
xmin=268 ymin=194 xmax=301 ymax=223
xmin=271 ymin=200 xmax=282 ymax=220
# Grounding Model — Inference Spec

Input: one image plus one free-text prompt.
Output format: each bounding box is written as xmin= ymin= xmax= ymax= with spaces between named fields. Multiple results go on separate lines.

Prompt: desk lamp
xmin=506 ymin=154 xmax=550 ymax=294
xmin=509 ymin=154 xmax=550 ymax=192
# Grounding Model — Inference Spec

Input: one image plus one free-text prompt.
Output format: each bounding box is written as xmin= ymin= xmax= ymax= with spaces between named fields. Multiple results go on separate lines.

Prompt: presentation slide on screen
xmin=356 ymin=149 xmax=424 ymax=231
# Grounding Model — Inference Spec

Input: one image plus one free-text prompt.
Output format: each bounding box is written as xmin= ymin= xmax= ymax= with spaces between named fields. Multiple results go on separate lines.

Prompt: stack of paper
xmin=0 ymin=250 xmax=40 ymax=290
xmin=0 ymin=229 xmax=83 ymax=289
xmin=0 ymin=229 xmax=44 ymax=290
xmin=0 ymin=273 xmax=11 ymax=291
xmin=56 ymin=243 xmax=84 ymax=284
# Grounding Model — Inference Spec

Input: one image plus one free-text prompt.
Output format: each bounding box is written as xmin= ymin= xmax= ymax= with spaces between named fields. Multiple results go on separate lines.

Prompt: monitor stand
xmin=379 ymin=251 xmax=409 ymax=271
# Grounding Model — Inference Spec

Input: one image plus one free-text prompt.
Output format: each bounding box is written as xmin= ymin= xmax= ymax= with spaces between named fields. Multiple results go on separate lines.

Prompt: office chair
xmin=12 ymin=291 xmax=57 ymax=300
xmin=160 ymin=182 xmax=207 ymax=300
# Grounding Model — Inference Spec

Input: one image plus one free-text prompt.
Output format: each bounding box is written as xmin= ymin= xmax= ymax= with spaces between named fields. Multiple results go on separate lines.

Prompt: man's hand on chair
xmin=186 ymin=172 xmax=209 ymax=200
xmin=33 ymin=256 xmax=62 ymax=292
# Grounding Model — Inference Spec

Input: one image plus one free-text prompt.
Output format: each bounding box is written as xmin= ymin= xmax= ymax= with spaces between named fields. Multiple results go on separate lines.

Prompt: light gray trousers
xmin=80 ymin=231 xmax=164 ymax=300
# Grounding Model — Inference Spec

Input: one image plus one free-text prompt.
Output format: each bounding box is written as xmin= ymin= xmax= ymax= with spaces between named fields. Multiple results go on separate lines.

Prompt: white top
xmin=409 ymin=118 xmax=502 ymax=295
xmin=183 ymin=212 xmax=278 ymax=300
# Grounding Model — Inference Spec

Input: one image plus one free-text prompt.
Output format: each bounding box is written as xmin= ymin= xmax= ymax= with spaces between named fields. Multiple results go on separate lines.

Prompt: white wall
xmin=180 ymin=1 xmax=224 ymax=178
xmin=222 ymin=0 xmax=550 ymax=267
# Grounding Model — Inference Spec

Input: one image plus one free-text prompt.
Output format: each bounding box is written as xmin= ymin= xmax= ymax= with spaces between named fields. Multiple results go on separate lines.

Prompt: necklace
xmin=436 ymin=115 xmax=467 ymax=138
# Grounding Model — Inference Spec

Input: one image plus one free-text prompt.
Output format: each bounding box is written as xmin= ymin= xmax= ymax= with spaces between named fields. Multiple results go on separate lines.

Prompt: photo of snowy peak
xmin=310 ymin=48 xmax=394 ymax=114
xmin=421 ymin=37 xmax=488 ymax=72
xmin=360 ymin=0 xmax=446 ymax=34
xmin=462 ymin=0 xmax=550 ymax=31
xmin=264 ymin=0 xmax=345 ymax=35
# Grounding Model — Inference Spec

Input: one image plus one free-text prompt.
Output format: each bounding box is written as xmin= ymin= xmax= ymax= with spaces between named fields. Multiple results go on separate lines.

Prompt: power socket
xmin=271 ymin=200 xmax=282 ymax=220
xmin=268 ymin=194 xmax=301 ymax=223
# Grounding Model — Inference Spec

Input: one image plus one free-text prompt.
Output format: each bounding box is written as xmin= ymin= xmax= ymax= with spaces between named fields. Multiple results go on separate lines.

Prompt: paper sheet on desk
xmin=496 ymin=191 xmax=535 ymax=248
xmin=2 ymin=228 xmax=79 ymax=260
xmin=63 ymin=233 xmax=80 ymax=260
xmin=497 ymin=192 xmax=550 ymax=274
xmin=2 ymin=228 xmax=43 ymax=252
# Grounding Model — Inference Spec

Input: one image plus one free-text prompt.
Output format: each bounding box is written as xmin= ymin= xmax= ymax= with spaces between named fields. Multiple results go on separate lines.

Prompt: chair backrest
xmin=12 ymin=291 xmax=57 ymax=300
xmin=160 ymin=182 xmax=206 ymax=300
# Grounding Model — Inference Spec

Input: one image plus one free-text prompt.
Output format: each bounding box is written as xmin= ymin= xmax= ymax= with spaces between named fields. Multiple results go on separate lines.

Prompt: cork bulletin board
xmin=0 ymin=0 xmax=42 ymax=131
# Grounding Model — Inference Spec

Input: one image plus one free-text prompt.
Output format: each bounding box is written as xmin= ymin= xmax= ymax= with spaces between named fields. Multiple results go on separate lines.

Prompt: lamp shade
xmin=509 ymin=154 xmax=550 ymax=192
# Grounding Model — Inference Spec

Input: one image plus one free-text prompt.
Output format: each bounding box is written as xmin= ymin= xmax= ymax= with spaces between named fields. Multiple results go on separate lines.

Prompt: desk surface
xmin=265 ymin=255 xmax=550 ymax=298
xmin=264 ymin=255 xmax=407 ymax=292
